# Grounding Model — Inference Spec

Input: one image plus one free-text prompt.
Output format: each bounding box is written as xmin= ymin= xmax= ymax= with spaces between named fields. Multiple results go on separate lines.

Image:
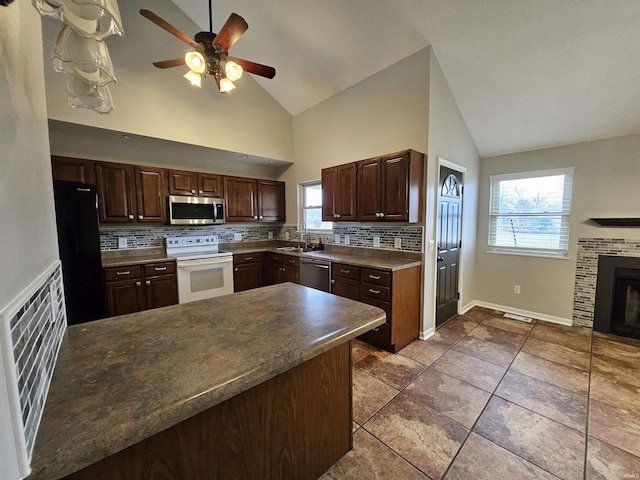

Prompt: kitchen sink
xmin=276 ymin=246 xmax=298 ymax=251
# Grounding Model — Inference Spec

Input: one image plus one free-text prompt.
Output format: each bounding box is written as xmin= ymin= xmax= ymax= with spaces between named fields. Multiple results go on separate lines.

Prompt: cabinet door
xmin=224 ymin=177 xmax=258 ymax=222
xmin=357 ymin=158 xmax=382 ymax=221
xmin=135 ymin=166 xmax=167 ymax=223
xmin=257 ymin=180 xmax=285 ymax=222
xmin=234 ymin=263 xmax=263 ymax=292
xmin=321 ymin=167 xmax=337 ymax=221
xmin=198 ymin=173 xmax=224 ymax=197
xmin=145 ymin=275 xmax=178 ymax=309
xmin=336 ymin=163 xmax=357 ymax=221
xmin=51 ymin=156 xmax=96 ymax=184
xmin=96 ymin=162 xmax=137 ymax=222
xmin=282 ymin=266 xmax=299 ymax=284
xmin=332 ymin=277 xmax=360 ymax=301
xmin=381 ymin=152 xmax=410 ymax=221
xmin=105 ymin=279 xmax=145 ymax=317
xmin=168 ymin=170 xmax=198 ymax=196
xmin=264 ymin=254 xmax=283 ymax=285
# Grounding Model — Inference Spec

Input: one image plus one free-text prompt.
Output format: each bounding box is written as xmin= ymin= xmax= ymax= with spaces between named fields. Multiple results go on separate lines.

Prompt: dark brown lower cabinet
xmin=104 ymin=262 xmax=177 ymax=317
xmin=233 ymin=253 xmax=264 ymax=292
xmin=64 ymin=342 xmax=352 ymax=480
xmin=264 ymin=253 xmax=299 ymax=285
xmin=331 ymin=263 xmax=361 ymax=301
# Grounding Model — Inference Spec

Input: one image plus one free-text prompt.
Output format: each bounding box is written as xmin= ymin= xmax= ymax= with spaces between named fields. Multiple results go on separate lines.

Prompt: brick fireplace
xmin=573 ymin=238 xmax=640 ymax=333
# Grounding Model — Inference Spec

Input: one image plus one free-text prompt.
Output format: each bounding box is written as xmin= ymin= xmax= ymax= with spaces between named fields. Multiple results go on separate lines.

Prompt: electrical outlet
xmin=234 ymin=233 xmax=242 ymax=241
xmin=268 ymin=231 xmax=274 ymax=239
xmin=344 ymin=235 xmax=350 ymax=246
xmin=429 ymin=240 xmax=435 ymax=251
xmin=373 ymin=236 xmax=380 ymax=248
xmin=514 ymin=285 xmax=521 ymax=294
xmin=118 ymin=237 xmax=128 ymax=249
xmin=394 ymin=237 xmax=402 ymax=249
xmin=285 ymin=231 xmax=290 ymax=240
xmin=335 ymin=234 xmax=340 ymax=244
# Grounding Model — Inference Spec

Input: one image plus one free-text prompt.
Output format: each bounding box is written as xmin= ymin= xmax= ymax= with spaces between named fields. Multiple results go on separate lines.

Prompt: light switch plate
xmin=344 ymin=235 xmax=350 ymax=246
xmin=429 ymin=240 xmax=435 ymax=251
xmin=118 ymin=237 xmax=128 ymax=249
xmin=334 ymin=234 xmax=340 ymax=244
xmin=234 ymin=233 xmax=242 ymax=241
xmin=268 ymin=231 xmax=274 ymax=239
xmin=394 ymin=237 xmax=402 ymax=249
xmin=373 ymin=236 xmax=380 ymax=248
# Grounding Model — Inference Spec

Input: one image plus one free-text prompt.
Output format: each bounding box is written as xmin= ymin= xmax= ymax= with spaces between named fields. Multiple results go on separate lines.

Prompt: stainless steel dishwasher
xmin=299 ymin=258 xmax=331 ymax=292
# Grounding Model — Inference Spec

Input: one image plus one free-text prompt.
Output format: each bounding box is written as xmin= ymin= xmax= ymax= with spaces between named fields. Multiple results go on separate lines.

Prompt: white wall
xmin=423 ymin=49 xmax=480 ymax=336
xmin=41 ymin=0 xmax=293 ymax=164
xmin=0 ymin=4 xmax=59 ymax=478
xmin=283 ymin=48 xmax=431 ymax=223
xmin=476 ymin=132 xmax=640 ymax=321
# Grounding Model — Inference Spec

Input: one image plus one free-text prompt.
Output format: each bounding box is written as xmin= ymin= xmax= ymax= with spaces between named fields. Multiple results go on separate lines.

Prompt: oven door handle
xmin=177 ymin=258 xmax=233 ymax=268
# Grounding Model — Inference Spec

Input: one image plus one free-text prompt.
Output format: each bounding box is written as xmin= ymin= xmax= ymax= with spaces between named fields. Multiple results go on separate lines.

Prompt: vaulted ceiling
xmin=172 ymin=0 xmax=640 ymax=157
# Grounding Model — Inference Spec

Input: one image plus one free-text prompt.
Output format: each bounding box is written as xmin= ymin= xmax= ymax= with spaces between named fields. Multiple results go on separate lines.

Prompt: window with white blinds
xmin=488 ymin=167 xmax=574 ymax=258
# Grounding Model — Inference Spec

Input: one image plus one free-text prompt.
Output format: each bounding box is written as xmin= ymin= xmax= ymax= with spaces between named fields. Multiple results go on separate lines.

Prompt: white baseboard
xmin=419 ymin=327 xmax=435 ymax=340
xmin=463 ymin=300 xmax=573 ymax=326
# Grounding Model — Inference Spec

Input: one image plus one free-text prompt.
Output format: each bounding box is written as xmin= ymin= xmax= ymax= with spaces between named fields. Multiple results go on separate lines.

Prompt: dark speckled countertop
xmin=28 ymin=283 xmax=385 ymax=480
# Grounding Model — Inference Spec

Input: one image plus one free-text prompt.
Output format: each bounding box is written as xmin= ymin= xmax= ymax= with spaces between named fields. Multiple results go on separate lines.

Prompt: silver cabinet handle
xmin=199 ymin=190 xmax=203 ymax=194
xmin=128 ymin=214 xmax=134 ymax=220
xmin=375 ymin=213 xmax=381 ymax=218
xmin=336 ymin=214 xmax=341 ymax=219
xmin=245 ymin=257 xmax=253 ymax=261
xmin=380 ymin=212 xmax=385 ymax=218
xmin=135 ymin=281 xmax=141 ymax=286
xmin=234 ymin=267 xmax=238 ymax=272
xmin=369 ymin=274 xmax=381 ymax=280
xmin=373 ymin=327 xmax=380 ymax=332
xmin=155 ymin=266 xmax=167 ymax=271
xmin=369 ymin=289 xmax=381 ymax=294
xmin=259 ymin=216 xmax=263 ymax=219
xmin=191 ymin=189 xmax=196 ymax=194
xmin=254 ymin=216 xmax=258 ymax=219
xmin=340 ymin=269 xmax=350 ymax=274
xmin=146 ymin=280 xmax=151 ymax=285
xmin=139 ymin=215 xmax=143 ymax=220
xmin=116 ymin=271 xmax=130 ymax=276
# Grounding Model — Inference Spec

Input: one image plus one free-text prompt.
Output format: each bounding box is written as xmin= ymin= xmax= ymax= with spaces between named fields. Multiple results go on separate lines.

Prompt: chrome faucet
xmin=299 ymin=221 xmax=309 ymax=247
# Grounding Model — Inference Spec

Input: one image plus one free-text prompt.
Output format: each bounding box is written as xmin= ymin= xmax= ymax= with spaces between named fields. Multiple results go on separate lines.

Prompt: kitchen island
xmin=28 ymin=283 xmax=386 ymax=480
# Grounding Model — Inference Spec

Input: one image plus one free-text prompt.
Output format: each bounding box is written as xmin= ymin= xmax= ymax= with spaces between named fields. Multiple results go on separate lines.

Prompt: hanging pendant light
xmin=183 ymin=70 xmax=202 ymax=87
xmin=219 ymin=77 xmax=235 ymax=93
xmin=224 ymin=60 xmax=243 ymax=81
xmin=185 ymin=51 xmax=206 ymax=74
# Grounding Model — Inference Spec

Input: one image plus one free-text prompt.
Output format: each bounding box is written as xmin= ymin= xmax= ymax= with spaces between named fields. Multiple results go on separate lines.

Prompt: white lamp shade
xmin=183 ymin=70 xmax=202 ymax=88
xmin=185 ymin=51 xmax=206 ymax=74
xmin=66 ymin=74 xmax=114 ymax=114
xmin=219 ymin=77 xmax=236 ymax=93
xmin=224 ymin=60 xmax=243 ymax=81
xmin=52 ymin=25 xmax=115 ymax=86
xmin=32 ymin=0 xmax=123 ymax=40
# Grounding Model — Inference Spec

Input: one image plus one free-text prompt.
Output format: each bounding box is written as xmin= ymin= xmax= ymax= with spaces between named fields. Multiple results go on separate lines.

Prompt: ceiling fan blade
xmin=140 ymin=9 xmax=195 ymax=47
xmin=228 ymin=57 xmax=276 ymax=79
xmin=213 ymin=13 xmax=248 ymax=51
xmin=153 ymin=58 xmax=187 ymax=69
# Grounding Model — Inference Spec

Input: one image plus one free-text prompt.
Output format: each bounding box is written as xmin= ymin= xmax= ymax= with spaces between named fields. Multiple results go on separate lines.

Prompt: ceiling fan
xmin=139 ymin=1 xmax=275 ymax=93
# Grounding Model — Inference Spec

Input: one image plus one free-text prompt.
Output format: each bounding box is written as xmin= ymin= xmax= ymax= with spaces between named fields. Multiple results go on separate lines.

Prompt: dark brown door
xmin=96 ymin=162 xmax=137 ymax=222
xmin=321 ymin=167 xmax=337 ymax=221
xmin=135 ymin=166 xmax=167 ymax=222
xmin=105 ymin=279 xmax=145 ymax=316
xmin=51 ymin=156 xmax=96 ymax=184
xmin=357 ymin=158 xmax=381 ymax=221
xmin=233 ymin=263 xmax=263 ymax=292
xmin=282 ymin=266 xmax=300 ymax=284
xmin=198 ymin=173 xmax=224 ymax=197
xmin=436 ymin=165 xmax=463 ymax=327
xmin=381 ymin=152 xmax=409 ymax=221
xmin=336 ymin=163 xmax=357 ymax=221
xmin=145 ymin=275 xmax=178 ymax=309
xmin=257 ymin=180 xmax=285 ymax=222
xmin=168 ymin=170 xmax=198 ymax=196
xmin=224 ymin=177 xmax=258 ymax=222
xmin=332 ymin=277 xmax=360 ymax=300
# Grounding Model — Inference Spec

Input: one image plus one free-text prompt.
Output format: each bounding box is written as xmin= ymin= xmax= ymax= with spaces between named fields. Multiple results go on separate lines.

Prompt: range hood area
xmin=589 ymin=218 xmax=640 ymax=227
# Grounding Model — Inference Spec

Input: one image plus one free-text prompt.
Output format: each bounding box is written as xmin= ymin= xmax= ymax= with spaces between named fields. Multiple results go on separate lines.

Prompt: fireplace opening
xmin=594 ymin=255 xmax=640 ymax=340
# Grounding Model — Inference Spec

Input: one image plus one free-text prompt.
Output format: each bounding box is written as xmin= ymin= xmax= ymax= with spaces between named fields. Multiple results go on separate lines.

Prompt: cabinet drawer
xmin=267 ymin=253 xmax=282 ymax=263
xmin=104 ymin=265 xmax=142 ymax=282
xmin=234 ymin=253 xmax=264 ymax=265
xmin=332 ymin=263 xmax=360 ymax=281
xmin=361 ymin=268 xmax=391 ymax=286
xmin=144 ymin=262 xmax=176 ymax=276
xmin=361 ymin=282 xmax=391 ymax=302
xmin=283 ymin=255 xmax=300 ymax=267
xmin=358 ymin=322 xmax=391 ymax=349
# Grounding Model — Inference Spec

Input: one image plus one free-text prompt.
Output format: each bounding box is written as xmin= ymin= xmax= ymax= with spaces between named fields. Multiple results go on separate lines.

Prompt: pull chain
xmin=209 ymin=0 xmax=213 ymax=33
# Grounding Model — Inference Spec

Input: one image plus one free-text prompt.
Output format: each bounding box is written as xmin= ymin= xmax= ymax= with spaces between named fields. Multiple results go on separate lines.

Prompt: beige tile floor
xmin=321 ymin=307 xmax=640 ymax=480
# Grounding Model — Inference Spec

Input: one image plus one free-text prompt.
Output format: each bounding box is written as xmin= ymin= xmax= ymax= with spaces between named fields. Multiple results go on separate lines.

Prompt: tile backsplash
xmin=100 ymin=223 xmax=424 ymax=252
xmin=0 ymin=262 xmax=66 ymax=461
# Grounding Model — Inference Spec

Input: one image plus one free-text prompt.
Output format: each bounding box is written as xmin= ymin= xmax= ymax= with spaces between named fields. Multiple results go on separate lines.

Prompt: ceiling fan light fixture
xmin=183 ymin=69 xmax=202 ymax=88
xmin=224 ymin=60 xmax=243 ymax=81
xmin=184 ymin=51 xmax=206 ymax=74
xmin=219 ymin=77 xmax=236 ymax=93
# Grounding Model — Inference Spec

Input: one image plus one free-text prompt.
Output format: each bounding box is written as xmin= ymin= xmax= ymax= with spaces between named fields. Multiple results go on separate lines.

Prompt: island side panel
xmin=64 ymin=342 xmax=352 ymax=480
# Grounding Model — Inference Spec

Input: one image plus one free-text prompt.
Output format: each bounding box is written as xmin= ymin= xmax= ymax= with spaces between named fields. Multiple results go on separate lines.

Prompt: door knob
xmin=437 ymin=256 xmax=444 ymax=262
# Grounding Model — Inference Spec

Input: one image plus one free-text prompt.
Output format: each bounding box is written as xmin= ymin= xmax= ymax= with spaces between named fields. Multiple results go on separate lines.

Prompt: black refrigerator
xmin=53 ymin=181 xmax=106 ymax=325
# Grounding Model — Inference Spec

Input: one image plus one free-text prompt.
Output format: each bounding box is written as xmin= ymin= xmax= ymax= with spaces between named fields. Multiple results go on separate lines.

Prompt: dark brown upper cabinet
xmin=224 ymin=176 xmax=285 ymax=223
xmin=51 ymin=156 xmax=96 ymax=184
xmin=357 ymin=150 xmax=424 ymax=223
xmin=168 ymin=170 xmax=223 ymax=198
xmin=96 ymin=163 xmax=167 ymax=223
xmin=321 ymin=163 xmax=357 ymax=222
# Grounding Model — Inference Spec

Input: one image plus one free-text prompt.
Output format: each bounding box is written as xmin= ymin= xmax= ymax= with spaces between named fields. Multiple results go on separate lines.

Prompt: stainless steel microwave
xmin=168 ymin=195 xmax=225 ymax=225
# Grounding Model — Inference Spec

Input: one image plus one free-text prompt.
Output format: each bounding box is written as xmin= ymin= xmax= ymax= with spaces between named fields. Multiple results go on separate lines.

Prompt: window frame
xmin=299 ymin=180 xmax=333 ymax=232
xmin=487 ymin=167 xmax=574 ymax=259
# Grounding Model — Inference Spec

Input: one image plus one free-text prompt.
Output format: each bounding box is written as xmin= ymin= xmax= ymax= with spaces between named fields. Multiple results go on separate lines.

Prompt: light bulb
xmin=224 ymin=60 xmax=243 ymax=81
xmin=184 ymin=51 xmax=206 ymax=74
xmin=219 ymin=77 xmax=236 ymax=93
xmin=183 ymin=70 xmax=202 ymax=87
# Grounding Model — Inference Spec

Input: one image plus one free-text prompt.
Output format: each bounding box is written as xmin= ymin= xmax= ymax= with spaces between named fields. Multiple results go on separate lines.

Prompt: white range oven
xmin=166 ymin=235 xmax=234 ymax=304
